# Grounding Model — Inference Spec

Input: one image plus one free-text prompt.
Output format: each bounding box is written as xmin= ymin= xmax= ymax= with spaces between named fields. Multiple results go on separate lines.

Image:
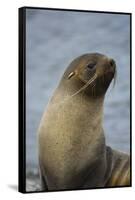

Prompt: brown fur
xmin=38 ymin=53 xmax=130 ymax=191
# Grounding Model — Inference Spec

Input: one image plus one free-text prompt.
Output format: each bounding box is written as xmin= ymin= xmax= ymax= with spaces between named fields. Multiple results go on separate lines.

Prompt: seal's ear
xmin=67 ymin=71 xmax=75 ymax=79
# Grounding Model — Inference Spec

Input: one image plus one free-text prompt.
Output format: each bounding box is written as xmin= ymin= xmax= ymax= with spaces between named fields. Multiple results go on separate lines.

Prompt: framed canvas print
xmin=19 ymin=6 xmax=132 ymax=193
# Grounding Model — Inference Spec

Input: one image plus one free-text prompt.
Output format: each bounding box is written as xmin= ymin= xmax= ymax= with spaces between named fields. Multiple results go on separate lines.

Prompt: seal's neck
xmin=52 ymin=87 xmax=105 ymax=147
xmin=44 ymin=89 xmax=106 ymax=190
xmin=52 ymin=85 xmax=105 ymax=137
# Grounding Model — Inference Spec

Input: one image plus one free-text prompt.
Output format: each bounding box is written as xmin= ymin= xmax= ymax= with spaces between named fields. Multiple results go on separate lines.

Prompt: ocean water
xmin=26 ymin=8 xmax=130 ymax=173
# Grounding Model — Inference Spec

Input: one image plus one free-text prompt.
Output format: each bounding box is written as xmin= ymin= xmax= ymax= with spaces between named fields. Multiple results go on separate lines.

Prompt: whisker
xmin=113 ymin=69 xmax=117 ymax=88
xmin=91 ymin=83 xmax=95 ymax=97
xmin=71 ymin=74 xmax=97 ymax=98
xmin=94 ymin=84 xmax=96 ymax=97
xmin=52 ymin=73 xmax=97 ymax=106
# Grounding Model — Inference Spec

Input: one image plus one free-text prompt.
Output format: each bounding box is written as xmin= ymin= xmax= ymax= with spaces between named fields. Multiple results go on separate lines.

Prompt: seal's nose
xmin=109 ymin=59 xmax=115 ymax=67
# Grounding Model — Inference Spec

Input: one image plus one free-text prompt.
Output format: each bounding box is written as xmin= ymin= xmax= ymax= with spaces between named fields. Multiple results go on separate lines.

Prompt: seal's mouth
xmin=88 ymin=59 xmax=116 ymax=97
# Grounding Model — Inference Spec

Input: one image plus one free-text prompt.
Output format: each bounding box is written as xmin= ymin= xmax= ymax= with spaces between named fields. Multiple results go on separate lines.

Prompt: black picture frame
xmin=19 ymin=6 xmax=132 ymax=193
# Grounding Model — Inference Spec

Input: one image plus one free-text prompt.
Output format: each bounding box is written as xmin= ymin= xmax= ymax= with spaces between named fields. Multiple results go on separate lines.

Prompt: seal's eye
xmin=86 ymin=62 xmax=96 ymax=70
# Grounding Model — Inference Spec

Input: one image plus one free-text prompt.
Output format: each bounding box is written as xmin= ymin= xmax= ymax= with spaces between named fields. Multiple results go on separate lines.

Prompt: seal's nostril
xmin=110 ymin=59 xmax=115 ymax=67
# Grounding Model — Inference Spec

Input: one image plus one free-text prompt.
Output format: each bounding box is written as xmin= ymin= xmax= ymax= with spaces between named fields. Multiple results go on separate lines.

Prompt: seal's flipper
xmin=105 ymin=146 xmax=130 ymax=187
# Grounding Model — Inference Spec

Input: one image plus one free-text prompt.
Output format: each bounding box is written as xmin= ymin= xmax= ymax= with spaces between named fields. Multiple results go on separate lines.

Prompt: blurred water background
xmin=26 ymin=8 xmax=130 ymax=189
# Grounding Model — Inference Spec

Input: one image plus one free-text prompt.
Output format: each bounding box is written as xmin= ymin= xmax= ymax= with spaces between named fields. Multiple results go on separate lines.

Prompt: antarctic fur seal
xmin=38 ymin=53 xmax=130 ymax=191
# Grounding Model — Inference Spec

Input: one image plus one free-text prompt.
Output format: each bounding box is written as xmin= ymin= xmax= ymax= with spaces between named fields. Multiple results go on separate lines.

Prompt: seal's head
xmin=62 ymin=53 xmax=116 ymax=98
